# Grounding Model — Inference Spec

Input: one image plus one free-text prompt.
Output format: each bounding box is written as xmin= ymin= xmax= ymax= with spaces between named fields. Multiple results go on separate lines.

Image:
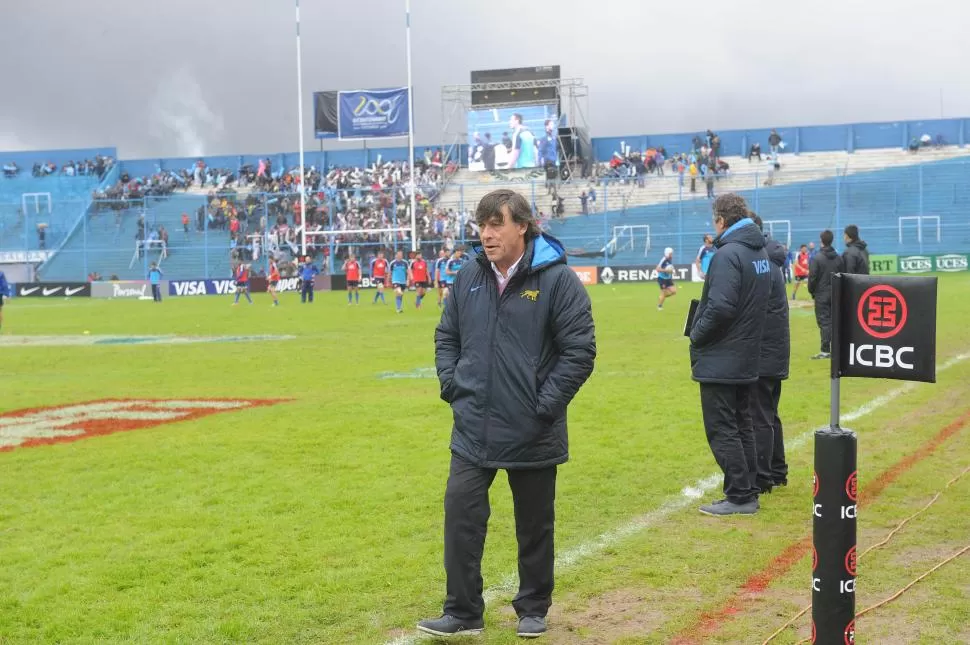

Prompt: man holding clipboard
xmin=686 ymin=194 xmax=771 ymax=516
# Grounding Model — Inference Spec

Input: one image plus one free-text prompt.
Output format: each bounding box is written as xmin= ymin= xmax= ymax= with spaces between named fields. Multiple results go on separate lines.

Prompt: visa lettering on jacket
xmin=752 ymin=259 xmax=770 ymax=274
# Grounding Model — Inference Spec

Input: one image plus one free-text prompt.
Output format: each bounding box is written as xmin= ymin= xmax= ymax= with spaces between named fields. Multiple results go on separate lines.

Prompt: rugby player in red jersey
xmin=343 ymin=254 xmax=362 ymax=305
xmin=267 ymin=259 xmax=281 ymax=307
xmin=409 ymin=253 xmax=430 ymax=309
xmin=371 ymin=251 xmax=388 ymax=304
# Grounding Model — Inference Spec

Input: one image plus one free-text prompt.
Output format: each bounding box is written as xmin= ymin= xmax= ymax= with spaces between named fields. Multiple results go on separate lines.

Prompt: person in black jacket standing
xmin=808 ymin=230 xmax=845 ymax=359
xmin=419 ymin=189 xmax=596 ymax=639
xmin=842 ymin=225 xmax=870 ymax=274
xmin=750 ymin=216 xmax=790 ymax=493
xmin=689 ymin=194 xmax=771 ymax=516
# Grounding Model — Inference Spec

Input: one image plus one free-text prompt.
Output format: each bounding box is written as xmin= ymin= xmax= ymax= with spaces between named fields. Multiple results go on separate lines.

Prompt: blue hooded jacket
xmin=689 ymin=218 xmax=771 ymax=384
xmin=434 ymin=233 xmax=597 ymax=469
xmin=0 ymin=271 xmax=9 ymax=298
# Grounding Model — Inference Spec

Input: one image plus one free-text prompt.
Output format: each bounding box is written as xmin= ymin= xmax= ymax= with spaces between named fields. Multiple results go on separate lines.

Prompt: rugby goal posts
xmin=257 ymin=226 xmax=418 ymax=269
xmin=763 ymin=219 xmax=792 ymax=248
xmin=21 ymin=192 xmax=52 ymax=219
xmin=898 ymin=216 xmax=941 ymax=245
xmin=608 ymin=224 xmax=651 ymax=257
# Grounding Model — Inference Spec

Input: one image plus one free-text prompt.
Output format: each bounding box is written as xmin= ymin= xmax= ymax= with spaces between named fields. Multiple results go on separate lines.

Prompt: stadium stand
xmin=3 ymin=118 xmax=970 ymax=280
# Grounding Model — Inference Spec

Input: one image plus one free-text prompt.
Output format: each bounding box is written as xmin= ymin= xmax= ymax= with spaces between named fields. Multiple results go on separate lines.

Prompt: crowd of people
xmin=2 ymin=155 xmax=115 ymax=180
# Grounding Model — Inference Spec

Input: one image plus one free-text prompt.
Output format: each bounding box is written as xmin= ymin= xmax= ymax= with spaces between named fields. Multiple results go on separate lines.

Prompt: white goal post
xmin=611 ymin=224 xmax=651 ymax=257
xmin=21 ymin=192 xmax=52 ymax=217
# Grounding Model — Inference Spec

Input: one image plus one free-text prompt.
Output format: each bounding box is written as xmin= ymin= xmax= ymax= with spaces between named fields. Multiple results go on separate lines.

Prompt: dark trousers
xmin=815 ymin=295 xmax=832 ymax=352
xmin=300 ymin=282 xmax=314 ymax=303
xmin=750 ymin=377 xmax=788 ymax=488
xmin=699 ymin=383 xmax=758 ymax=504
xmin=151 ymin=284 xmax=161 ymax=302
xmin=443 ymin=453 xmax=557 ymax=621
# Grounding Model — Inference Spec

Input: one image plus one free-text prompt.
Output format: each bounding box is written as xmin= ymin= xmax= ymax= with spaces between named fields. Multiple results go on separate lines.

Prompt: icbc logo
xmin=845 ymin=545 xmax=857 ymax=576
xmin=858 ymin=285 xmax=908 ymax=339
xmin=845 ymin=470 xmax=857 ymax=502
xmin=844 ymin=618 xmax=855 ymax=644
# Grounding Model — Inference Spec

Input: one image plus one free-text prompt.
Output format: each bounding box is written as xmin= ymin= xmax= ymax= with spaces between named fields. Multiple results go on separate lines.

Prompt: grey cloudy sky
xmin=2 ymin=0 xmax=968 ymax=158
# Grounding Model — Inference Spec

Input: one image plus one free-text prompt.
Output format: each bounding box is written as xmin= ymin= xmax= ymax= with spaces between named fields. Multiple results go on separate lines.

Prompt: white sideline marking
xmin=385 ymin=352 xmax=969 ymax=644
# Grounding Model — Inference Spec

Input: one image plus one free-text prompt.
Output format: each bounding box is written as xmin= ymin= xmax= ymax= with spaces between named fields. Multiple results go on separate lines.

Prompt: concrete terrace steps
xmin=432 ymin=146 xmax=970 ymax=217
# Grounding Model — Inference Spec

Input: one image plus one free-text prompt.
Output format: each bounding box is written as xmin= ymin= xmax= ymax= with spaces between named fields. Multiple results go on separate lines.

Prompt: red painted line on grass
xmin=0 ymin=398 xmax=291 ymax=453
xmin=671 ymin=408 xmax=970 ymax=645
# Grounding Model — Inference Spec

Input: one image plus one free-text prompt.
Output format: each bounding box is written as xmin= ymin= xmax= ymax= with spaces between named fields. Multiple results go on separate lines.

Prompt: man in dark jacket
xmin=808 ymin=230 xmax=845 ymax=359
xmin=689 ymin=194 xmax=771 ymax=516
xmin=842 ymin=224 xmax=869 ymax=274
xmin=419 ymin=189 xmax=596 ymax=639
xmin=750 ymin=216 xmax=790 ymax=493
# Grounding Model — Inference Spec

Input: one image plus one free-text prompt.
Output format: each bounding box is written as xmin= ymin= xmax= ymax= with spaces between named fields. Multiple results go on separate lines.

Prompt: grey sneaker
xmin=517 ymin=616 xmax=547 ymax=638
xmin=416 ymin=614 xmax=484 ymax=637
xmin=699 ymin=499 xmax=759 ymax=516
xmin=810 ymin=352 xmax=831 ymax=360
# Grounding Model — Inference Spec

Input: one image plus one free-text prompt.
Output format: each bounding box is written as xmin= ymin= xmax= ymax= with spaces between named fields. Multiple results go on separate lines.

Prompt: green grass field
xmin=1 ymin=279 xmax=969 ymax=644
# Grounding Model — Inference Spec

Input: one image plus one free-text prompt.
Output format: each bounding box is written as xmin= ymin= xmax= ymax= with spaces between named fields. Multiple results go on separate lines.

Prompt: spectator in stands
xmin=37 ymin=223 xmax=47 ymax=249
xmin=689 ymin=161 xmax=698 ymax=193
xmin=768 ymin=130 xmax=783 ymax=156
xmin=580 ymin=191 xmax=589 ymax=215
xmin=705 ymin=168 xmax=716 ymax=199
xmin=588 ymin=185 xmax=597 ymax=212
xmin=908 ymin=137 xmax=920 ymax=153
xmin=748 ymin=143 xmax=763 ymax=162
xmin=502 ymin=132 xmax=513 ymax=151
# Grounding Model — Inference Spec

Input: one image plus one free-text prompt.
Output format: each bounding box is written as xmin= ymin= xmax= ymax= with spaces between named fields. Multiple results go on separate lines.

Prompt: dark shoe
xmin=773 ymin=479 xmax=788 ymax=488
xmin=416 ymin=614 xmax=484 ymax=637
xmin=517 ymin=616 xmax=547 ymax=638
xmin=756 ymin=480 xmax=774 ymax=495
xmin=699 ymin=499 xmax=759 ymax=516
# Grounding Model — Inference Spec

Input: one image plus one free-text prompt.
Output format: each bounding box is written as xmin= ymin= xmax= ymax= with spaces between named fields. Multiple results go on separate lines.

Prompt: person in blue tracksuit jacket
xmin=148 ymin=263 xmax=164 ymax=303
xmin=0 ymin=269 xmax=9 ymax=331
xmin=300 ymin=259 xmax=320 ymax=303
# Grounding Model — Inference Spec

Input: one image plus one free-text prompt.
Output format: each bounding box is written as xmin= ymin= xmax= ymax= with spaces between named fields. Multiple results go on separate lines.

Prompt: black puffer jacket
xmin=842 ymin=240 xmax=870 ymax=275
xmin=759 ymin=236 xmax=791 ymax=380
xmin=690 ymin=218 xmax=771 ymax=384
xmin=434 ymin=233 xmax=596 ymax=469
xmin=808 ymin=246 xmax=844 ymax=298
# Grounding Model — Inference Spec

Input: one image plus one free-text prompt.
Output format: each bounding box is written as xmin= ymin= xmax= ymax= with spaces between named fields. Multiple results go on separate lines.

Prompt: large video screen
xmin=467 ymin=105 xmax=559 ymax=172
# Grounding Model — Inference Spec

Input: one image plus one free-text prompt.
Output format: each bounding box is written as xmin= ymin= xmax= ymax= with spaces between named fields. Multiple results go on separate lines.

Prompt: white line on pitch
xmin=385 ymin=352 xmax=969 ymax=644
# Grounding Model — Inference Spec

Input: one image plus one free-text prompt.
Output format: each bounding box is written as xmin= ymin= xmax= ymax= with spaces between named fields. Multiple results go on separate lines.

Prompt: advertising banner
xmin=933 ymin=253 xmax=969 ymax=272
xmin=0 ymin=250 xmax=52 ymax=264
xmin=569 ymin=266 xmax=598 ymax=286
xmin=337 ymin=87 xmax=410 ymax=140
xmin=867 ymin=254 xmax=898 ymax=275
xmin=313 ymin=91 xmax=339 ymax=139
xmin=168 ymin=279 xmax=238 ymax=297
xmin=832 ymin=274 xmax=937 ymax=383
xmin=897 ymin=255 xmax=932 ymax=274
xmin=91 ymin=281 xmax=157 ymax=299
xmin=598 ymin=265 xmax=691 ymax=285
xmin=15 ymin=282 xmax=90 ymax=298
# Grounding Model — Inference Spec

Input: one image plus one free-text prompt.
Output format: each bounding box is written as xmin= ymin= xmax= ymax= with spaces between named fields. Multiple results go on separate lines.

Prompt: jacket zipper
xmin=481 ymin=267 xmax=530 ymax=462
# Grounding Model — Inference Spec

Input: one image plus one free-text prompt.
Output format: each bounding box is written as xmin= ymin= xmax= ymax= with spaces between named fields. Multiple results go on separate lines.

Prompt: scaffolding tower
xmin=440 ymin=78 xmax=591 ymax=182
